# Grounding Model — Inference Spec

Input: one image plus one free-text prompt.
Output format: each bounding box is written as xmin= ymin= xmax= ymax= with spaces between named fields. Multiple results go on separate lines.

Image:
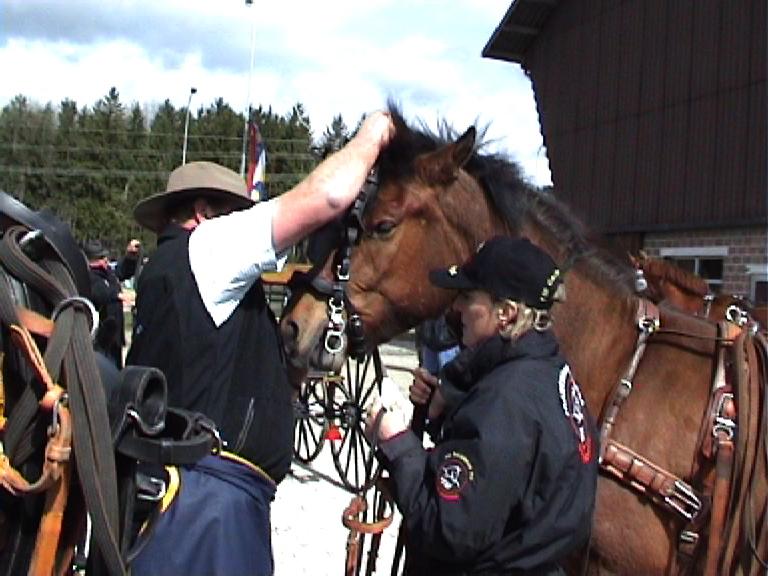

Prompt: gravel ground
xmin=272 ymin=338 xmax=419 ymax=576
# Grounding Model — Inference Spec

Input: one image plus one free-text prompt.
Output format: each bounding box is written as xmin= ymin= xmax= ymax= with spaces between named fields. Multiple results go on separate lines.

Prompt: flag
xmin=246 ymin=120 xmax=267 ymax=201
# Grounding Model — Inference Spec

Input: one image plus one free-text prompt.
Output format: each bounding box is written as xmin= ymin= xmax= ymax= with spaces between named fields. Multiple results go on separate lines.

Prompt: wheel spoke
xmin=292 ymin=377 xmax=328 ymax=464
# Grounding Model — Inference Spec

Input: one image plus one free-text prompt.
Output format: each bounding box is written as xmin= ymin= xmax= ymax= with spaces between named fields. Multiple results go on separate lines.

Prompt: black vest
xmin=126 ymin=226 xmax=293 ymax=482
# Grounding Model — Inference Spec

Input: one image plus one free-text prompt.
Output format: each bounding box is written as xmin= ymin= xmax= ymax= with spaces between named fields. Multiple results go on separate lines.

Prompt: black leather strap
xmin=116 ymin=408 xmax=218 ymax=465
xmin=109 ymin=366 xmax=167 ymax=440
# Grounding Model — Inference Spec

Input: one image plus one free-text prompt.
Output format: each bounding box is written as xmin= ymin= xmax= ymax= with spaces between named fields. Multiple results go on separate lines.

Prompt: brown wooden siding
xmin=521 ymin=0 xmax=766 ymax=233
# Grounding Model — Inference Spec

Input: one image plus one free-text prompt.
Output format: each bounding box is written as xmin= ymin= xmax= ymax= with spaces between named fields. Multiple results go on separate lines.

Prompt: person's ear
xmin=193 ymin=198 xmax=210 ymax=222
xmin=497 ymin=300 xmax=518 ymax=328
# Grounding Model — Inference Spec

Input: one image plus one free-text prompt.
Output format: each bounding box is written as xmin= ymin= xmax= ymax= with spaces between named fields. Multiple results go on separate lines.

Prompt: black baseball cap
xmin=429 ymin=236 xmax=562 ymax=309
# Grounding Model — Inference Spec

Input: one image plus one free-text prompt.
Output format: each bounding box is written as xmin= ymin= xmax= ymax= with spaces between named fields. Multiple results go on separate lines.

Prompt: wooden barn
xmin=483 ymin=0 xmax=767 ymax=306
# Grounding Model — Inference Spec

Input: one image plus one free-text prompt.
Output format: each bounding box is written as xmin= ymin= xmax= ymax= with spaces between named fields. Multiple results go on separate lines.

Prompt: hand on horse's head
xmin=358 ymin=110 xmax=395 ymax=149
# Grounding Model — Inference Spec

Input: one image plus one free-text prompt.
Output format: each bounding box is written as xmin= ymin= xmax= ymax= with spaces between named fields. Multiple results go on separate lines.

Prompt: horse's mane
xmin=380 ymin=103 xmax=636 ymax=298
xmin=639 ymin=257 xmax=710 ymax=297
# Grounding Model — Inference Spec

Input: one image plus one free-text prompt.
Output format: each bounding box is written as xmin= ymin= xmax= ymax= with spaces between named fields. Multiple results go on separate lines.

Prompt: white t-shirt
xmin=188 ymin=201 xmax=287 ymax=327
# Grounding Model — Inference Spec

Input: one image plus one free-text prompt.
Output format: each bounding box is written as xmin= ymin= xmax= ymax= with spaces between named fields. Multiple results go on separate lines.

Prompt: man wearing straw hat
xmin=126 ymin=111 xmax=394 ymax=575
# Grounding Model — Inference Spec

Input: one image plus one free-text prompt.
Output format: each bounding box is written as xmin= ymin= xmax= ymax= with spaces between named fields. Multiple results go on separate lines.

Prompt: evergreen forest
xmin=0 ymin=88 xmax=355 ymax=258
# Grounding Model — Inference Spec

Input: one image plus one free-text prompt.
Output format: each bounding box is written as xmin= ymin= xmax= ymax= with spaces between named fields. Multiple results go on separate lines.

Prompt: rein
xmin=341 ymin=408 xmax=395 ymax=576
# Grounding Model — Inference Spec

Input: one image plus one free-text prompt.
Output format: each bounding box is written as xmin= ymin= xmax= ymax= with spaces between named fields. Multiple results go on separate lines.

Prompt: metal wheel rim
xmin=329 ymin=348 xmax=383 ymax=492
xmin=293 ymin=376 xmax=328 ymax=464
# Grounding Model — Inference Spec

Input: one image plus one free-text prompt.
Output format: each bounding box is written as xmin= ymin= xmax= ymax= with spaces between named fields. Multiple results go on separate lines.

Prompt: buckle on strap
xmin=136 ymin=474 xmax=167 ymax=502
xmin=638 ymin=315 xmax=660 ymax=333
xmin=679 ymin=530 xmax=699 ymax=545
xmin=712 ymin=392 xmax=736 ymax=441
xmin=196 ymin=416 xmax=222 ymax=454
xmin=665 ymin=480 xmax=703 ymax=521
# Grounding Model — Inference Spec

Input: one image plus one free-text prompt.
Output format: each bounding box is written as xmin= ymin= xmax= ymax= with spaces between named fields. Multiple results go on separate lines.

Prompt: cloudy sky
xmin=1 ymin=0 xmax=552 ymax=185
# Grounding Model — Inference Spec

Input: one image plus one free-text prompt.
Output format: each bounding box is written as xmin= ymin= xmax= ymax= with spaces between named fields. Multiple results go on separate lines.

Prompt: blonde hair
xmin=496 ymin=290 xmax=563 ymax=340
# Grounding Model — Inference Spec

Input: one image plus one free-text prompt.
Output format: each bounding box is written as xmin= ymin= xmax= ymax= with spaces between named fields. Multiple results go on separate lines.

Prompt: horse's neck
xmin=552 ymin=271 xmax=640 ymax=412
xmin=662 ymin=286 xmax=707 ymax=314
xmin=520 ymin=225 xmax=640 ymax=411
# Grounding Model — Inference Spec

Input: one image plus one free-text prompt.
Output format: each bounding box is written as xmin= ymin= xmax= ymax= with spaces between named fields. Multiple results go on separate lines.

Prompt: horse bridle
xmin=288 ymin=170 xmax=378 ymax=362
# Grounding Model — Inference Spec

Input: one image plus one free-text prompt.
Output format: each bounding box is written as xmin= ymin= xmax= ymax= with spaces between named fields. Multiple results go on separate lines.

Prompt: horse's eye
xmin=372 ymin=220 xmax=397 ymax=237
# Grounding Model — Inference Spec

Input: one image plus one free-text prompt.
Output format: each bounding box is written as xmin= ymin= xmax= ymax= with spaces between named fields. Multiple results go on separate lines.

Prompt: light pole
xmin=182 ymin=86 xmax=197 ymax=165
xmin=240 ymin=0 xmax=256 ymax=176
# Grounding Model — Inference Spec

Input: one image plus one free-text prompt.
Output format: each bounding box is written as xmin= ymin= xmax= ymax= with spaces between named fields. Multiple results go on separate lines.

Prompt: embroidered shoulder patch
xmin=558 ymin=364 xmax=594 ymax=464
xmin=436 ymin=451 xmax=475 ymax=501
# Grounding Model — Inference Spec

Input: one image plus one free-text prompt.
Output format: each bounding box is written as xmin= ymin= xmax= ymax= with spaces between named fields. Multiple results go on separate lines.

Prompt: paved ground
xmin=272 ymin=337 xmax=419 ymax=576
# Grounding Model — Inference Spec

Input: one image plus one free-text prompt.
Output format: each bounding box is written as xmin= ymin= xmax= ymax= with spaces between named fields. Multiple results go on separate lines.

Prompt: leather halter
xmin=289 ymin=170 xmax=378 ymax=362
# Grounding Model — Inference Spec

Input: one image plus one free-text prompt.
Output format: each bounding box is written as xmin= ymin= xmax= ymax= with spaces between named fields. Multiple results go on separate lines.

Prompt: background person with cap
xmin=366 ymin=236 xmax=599 ymax=576
xmin=125 ymin=111 xmax=394 ymax=576
xmin=84 ymin=237 xmax=140 ymax=368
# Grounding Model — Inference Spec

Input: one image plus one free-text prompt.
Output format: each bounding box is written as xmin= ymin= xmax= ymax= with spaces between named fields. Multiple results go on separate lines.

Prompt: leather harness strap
xmin=342 ymin=477 xmax=395 ymax=576
xmin=341 ymin=408 xmax=394 ymax=576
xmin=599 ymin=298 xmax=768 ymax=574
xmin=27 ymin=402 xmax=72 ymax=576
xmin=601 ymin=442 xmax=703 ymax=521
xmin=716 ymin=327 xmax=768 ymax=574
xmin=597 ymin=300 xmax=707 ymax=545
xmin=598 ymin=299 xmax=659 ymax=462
xmin=596 ymin=299 xmax=703 ymax=524
xmin=0 ymin=225 xmax=125 ymax=576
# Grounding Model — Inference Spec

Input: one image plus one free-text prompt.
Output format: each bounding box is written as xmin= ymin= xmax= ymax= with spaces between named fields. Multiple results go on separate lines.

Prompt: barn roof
xmin=482 ymin=0 xmax=560 ymax=64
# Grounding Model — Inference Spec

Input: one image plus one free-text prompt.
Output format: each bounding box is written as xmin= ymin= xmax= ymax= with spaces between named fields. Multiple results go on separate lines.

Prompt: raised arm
xmin=271 ymin=111 xmax=394 ymax=252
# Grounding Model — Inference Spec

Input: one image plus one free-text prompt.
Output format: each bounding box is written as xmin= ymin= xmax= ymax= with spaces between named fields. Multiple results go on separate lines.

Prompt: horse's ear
xmin=415 ymin=126 xmax=476 ymax=185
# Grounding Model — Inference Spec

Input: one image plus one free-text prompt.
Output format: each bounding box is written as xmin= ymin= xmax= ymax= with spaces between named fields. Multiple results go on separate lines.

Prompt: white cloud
xmin=0 ymin=0 xmax=551 ymax=185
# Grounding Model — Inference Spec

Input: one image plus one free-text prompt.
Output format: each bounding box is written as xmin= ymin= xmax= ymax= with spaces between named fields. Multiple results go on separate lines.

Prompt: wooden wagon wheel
xmin=328 ymin=348 xmax=384 ymax=492
xmin=292 ymin=374 xmax=329 ymax=464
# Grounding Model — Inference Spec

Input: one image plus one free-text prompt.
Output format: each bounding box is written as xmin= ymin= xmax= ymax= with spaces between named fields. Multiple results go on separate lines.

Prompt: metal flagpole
xmin=240 ymin=0 xmax=256 ymax=177
xmin=182 ymin=87 xmax=197 ymax=165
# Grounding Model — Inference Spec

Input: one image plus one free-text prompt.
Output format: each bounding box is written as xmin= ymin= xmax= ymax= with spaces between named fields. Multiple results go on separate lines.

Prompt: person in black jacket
xmin=367 ymin=236 xmax=599 ymax=576
xmin=84 ymin=238 xmax=139 ymax=368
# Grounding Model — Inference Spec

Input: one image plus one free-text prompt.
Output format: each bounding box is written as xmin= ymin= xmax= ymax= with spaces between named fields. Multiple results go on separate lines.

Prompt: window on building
xmin=659 ymin=247 xmax=727 ymax=294
xmin=755 ymin=280 xmax=768 ymax=306
xmin=746 ymin=265 xmax=768 ymax=306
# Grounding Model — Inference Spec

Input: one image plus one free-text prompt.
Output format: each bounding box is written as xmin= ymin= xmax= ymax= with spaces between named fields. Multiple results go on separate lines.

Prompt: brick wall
xmin=642 ymin=226 xmax=768 ymax=297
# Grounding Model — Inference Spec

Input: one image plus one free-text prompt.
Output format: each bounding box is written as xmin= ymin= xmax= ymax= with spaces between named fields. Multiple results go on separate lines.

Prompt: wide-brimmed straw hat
xmin=134 ymin=161 xmax=254 ymax=232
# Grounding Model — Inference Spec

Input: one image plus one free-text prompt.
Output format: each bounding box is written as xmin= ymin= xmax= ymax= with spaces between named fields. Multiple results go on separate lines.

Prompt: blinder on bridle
xmin=288 ymin=170 xmax=378 ymax=362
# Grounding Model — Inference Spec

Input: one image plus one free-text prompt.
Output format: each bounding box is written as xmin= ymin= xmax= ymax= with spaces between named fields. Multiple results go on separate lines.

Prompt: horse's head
xmin=631 ymin=253 xmax=713 ymax=314
xmin=280 ymin=106 xmax=512 ymax=378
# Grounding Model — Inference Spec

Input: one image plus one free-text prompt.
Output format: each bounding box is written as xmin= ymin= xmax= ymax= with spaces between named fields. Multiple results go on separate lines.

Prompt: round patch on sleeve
xmin=436 ymin=451 xmax=475 ymax=501
xmin=558 ymin=364 xmax=594 ymax=464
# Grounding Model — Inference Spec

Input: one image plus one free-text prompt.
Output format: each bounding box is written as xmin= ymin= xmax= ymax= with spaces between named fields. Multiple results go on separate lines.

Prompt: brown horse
xmin=630 ymin=252 xmax=755 ymax=326
xmin=280 ymin=107 xmax=768 ymax=574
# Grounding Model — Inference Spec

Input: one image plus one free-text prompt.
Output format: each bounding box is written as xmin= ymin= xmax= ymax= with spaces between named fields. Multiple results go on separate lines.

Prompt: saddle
xmin=0 ymin=191 xmax=218 ymax=576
